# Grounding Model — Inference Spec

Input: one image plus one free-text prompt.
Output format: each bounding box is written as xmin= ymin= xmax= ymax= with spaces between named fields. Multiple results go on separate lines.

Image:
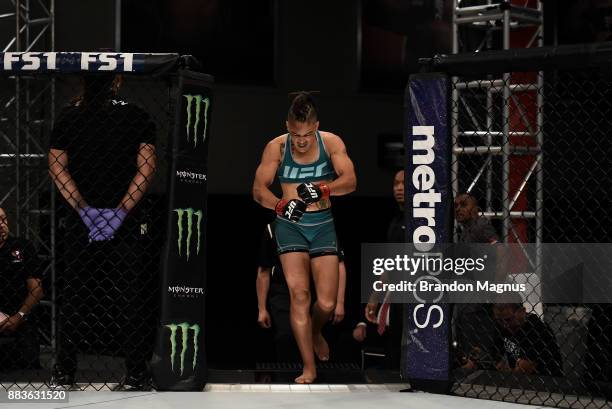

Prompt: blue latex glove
xmin=89 ymin=208 xmax=128 ymax=242
xmin=78 ymin=207 xmax=102 ymax=235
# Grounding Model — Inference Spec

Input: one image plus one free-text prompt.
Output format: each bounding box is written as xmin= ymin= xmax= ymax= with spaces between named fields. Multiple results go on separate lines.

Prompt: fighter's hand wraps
xmin=275 ymin=199 xmax=306 ymax=223
xmin=296 ymin=182 xmax=330 ymax=205
xmin=90 ymin=208 xmax=128 ymax=241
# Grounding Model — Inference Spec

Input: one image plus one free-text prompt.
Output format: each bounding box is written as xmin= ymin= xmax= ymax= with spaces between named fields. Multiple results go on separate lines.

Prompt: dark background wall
xmin=38 ymin=0 xmax=612 ymax=369
xmin=54 ymin=0 xmax=404 ymax=197
xmin=54 ymin=0 xmax=116 ymax=51
xmin=50 ymin=0 xmax=404 ymax=368
xmin=192 ymin=1 xmax=404 ymax=367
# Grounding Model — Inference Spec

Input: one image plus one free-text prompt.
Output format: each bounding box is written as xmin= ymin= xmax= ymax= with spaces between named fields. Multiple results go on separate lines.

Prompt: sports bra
xmin=277 ymin=131 xmax=336 ymax=183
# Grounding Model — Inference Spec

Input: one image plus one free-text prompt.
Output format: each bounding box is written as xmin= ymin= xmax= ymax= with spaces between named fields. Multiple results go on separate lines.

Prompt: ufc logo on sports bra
xmin=282 ymin=163 xmax=327 ymax=179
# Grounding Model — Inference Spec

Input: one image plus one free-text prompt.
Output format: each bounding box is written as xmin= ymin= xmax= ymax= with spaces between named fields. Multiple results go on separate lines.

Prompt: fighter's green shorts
xmin=274 ymin=208 xmax=338 ymax=258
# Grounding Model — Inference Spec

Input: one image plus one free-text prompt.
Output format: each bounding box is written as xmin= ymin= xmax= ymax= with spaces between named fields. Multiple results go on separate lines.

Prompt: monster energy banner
xmin=152 ymin=70 xmax=214 ymax=390
xmin=402 ymin=73 xmax=452 ymax=394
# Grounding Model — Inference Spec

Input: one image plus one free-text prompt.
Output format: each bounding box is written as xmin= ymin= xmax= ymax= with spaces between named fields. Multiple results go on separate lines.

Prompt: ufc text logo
xmin=281 ymin=163 xmax=327 ymax=179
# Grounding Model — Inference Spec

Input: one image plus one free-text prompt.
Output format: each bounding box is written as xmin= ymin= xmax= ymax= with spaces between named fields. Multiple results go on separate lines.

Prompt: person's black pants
xmin=56 ymin=214 xmax=156 ymax=379
xmin=384 ymin=304 xmax=402 ymax=370
xmin=268 ymin=282 xmax=300 ymax=363
xmin=586 ymin=304 xmax=612 ymax=383
xmin=0 ymin=320 xmax=40 ymax=370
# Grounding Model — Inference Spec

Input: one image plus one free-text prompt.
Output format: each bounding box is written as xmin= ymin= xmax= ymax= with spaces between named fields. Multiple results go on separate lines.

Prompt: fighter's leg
xmin=310 ymin=255 xmax=339 ymax=362
xmin=280 ymin=251 xmax=316 ymax=383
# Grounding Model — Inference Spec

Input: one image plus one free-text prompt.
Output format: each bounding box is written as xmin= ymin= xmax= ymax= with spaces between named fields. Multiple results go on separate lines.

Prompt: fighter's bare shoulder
xmin=319 ymin=131 xmax=346 ymax=154
xmin=268 ymin=134 xmax=287 ymax=146
xmin=263 ymin=134 xmax=288 ymax=161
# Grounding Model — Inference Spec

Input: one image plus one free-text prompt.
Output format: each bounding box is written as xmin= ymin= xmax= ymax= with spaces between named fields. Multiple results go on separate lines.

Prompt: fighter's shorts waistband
xmin=276 ymin=208 xmax=333 ymax=226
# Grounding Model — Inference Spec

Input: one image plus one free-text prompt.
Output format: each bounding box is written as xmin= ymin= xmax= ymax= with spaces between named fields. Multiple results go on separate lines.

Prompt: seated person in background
xmin=455 ymin=193 xmax=499 ymax=245
xmin=256 ymin=220 xmax=347 ymax=363
xmin=0 ymin=207 xmax=44 ymax=370
xmin=492 ymin=302 xmax=563 ymax=377
xmin=453 ymin=192 xmax=501 ymax=370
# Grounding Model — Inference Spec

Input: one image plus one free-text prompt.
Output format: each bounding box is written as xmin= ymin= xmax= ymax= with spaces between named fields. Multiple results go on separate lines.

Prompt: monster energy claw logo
xmin=174 ymin=208 xmax=203 ymax=260
xmin=166 ymin=322 xmax=201 ymax=376
xmin=184 ymin=94 xmax=210 ymax=148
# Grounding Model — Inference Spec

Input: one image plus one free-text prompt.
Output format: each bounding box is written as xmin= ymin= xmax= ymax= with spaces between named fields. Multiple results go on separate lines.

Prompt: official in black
xmin=48 ymin=75 xmax=157 ymax=390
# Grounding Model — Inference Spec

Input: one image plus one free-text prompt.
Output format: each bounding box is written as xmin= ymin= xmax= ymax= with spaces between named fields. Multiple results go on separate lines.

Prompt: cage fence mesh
xmin=1 ymin=49 xmax=611 ymax=406
xmin=449 ymin=61 xmax=612 ymax=408
xmin=0 ymin=72 xmax=175 ymax=390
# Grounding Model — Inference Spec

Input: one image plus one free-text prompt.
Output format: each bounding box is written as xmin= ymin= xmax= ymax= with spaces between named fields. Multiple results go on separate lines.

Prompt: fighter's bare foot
xmin=295 ymin=370 xmax=317 ymax=384
xmin=313 ymin=333 xmax=330 ymax=361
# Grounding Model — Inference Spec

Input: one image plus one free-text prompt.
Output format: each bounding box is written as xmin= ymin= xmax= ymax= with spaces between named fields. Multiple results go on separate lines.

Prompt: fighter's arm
xmin=253 ymin=139 xmax=283 ymax=210
xmin=48 ymin=148 xmax=87 ymax=210
xmin=256 ymin=266 xmax=271 ymax=312
xmin=325 ymin=134 xmax=356 ymax=196
xmin=256 ymin=266 xmax=272 ymax=328
xmin=332 ymin=261 xmax=347 ymax=324
xmin=119 ymin=143 xmax=157 ymax=211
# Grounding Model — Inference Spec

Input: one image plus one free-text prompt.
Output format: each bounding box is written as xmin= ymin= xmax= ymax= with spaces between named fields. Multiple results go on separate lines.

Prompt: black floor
xmin=0 ymin=352 xmax=402 ymax=386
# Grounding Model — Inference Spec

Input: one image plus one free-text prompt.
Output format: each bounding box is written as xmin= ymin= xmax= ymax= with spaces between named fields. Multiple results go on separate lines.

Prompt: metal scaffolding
xmin=0 ymin=0 xmax=55 ymax=351
xmin=451 ymin=0 xmax=543 ymax=240
xmin=451 ymin=0 xmax=543 ymax=310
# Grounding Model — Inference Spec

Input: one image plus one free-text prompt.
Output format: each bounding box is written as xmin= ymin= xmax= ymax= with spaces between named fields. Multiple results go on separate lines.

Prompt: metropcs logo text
xmin=411 ymin=125 xmax=443 ymax=330
xmin=2 ymin=52 xmax=136 ymax=71
xmin=165 ymin=322 xmax=200 ymax=376
xmin=184 ymin=94 xmax=210 ymax=148
xmin=174 ymin=208 xmax=203 ymax=260
xmin=412 ymin=126 xmax=441 ymax=249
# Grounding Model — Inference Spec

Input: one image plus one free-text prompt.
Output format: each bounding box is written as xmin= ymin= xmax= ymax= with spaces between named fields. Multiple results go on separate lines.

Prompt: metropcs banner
xmin=402 ymin=73 xmax=452 ymax=393
xmin=151 ymin=70 xmax=213 ymax=391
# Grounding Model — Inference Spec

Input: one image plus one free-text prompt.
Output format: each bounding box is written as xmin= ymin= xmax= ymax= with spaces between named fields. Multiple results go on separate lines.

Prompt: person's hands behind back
xmin=90 ymin=208 xmax=128 ymax=241
xmin=78 ymin=207 xmax=101 ymax=235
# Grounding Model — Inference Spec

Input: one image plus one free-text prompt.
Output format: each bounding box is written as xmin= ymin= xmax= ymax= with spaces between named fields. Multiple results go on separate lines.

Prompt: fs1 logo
xmin=165 ymin=322 xmax=200 ymax=376
xmin=79 ymin=53 xmax=135 ymax=71
xmin=281 ymin=163 xmax=327 ymax=180
xmin=184 ymin=94 xmax=210 ymax=148
xmin=174 ymin=208 xmax=203 ymax=260
xmin=3 ymin=52 xmax=56 ymax=71
xmin=2 ymin=52 xmax=136 ymax=72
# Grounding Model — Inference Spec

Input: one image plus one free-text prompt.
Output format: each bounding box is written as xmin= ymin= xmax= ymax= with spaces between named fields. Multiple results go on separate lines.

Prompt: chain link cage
xmin=431 ymin=44 xmax=612 ymax=407
xmin=0 ymin=65 xmax=177 ymax=390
